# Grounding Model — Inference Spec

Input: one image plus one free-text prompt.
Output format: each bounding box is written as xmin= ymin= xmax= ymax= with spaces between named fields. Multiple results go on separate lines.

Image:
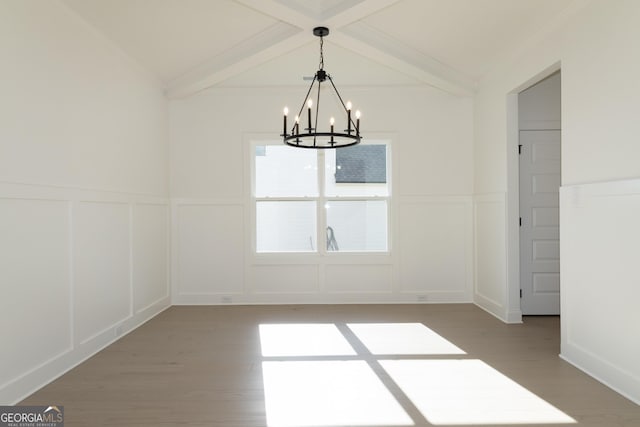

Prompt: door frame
xmin=505 ymin=62 xmax=561 ymax=323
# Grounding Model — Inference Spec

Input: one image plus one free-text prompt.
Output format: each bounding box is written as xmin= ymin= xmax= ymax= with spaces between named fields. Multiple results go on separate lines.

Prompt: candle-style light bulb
xmin=283 ymin=107 xmax=289 ymax=136
xmin=346 ymin=101 xmax=352 ymax=134
xmin=295 ymin=115 xmax=299 ymax=135
xmin=355 ymin=110 xmax=361 ymax=137
xmin=307 ymin=99 xmax=313 ymax=132
xmin=330 ymin=117 xmax=335 ymax=143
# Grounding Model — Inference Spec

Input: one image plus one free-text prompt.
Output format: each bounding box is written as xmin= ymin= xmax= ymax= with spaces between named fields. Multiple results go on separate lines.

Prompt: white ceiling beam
xmin=234 ymin=0 xmax=317 ymax=29
xmin=166 ymin=23 xmax=307 ymax=99
xmin=334 ymin=22 xmax=476 ymax=96
xmin=168 ymin=0 xmax=475 ymax=98
xmin=236 ymin=0 xmax=404 ymax=32
xmin=324 ymin=0 xmax=403 ymax=28
xmin=167 ymin=0 xmax=320 ymax=98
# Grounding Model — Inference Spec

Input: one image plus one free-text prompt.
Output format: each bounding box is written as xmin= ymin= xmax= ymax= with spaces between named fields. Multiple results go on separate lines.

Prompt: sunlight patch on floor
xmin=259 ymin=324 xmax=356 ymax=356
xmin=347 ymin=323 xmax=466 ymax=355
xmin=380 ymin=359 xmax=576 ymax=425
xmin=262 ymin=361 xmax=414 ymax=427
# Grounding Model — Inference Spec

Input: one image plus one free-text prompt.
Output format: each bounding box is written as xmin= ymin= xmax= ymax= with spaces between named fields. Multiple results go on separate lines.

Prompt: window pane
xmin=325 ymin=201 xmax=387 ymax=252
xmin=257 ymin=201 xmax=316 ymax=252
xmin=255 ymin=145 xmax=318 ymax=197
xmin=325 ymin=144 xmax=389 ymax=197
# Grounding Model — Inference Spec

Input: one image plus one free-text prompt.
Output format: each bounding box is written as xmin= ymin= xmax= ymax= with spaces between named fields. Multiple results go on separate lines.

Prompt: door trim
xmin=505 ymin=62 xmax=561 ymax=323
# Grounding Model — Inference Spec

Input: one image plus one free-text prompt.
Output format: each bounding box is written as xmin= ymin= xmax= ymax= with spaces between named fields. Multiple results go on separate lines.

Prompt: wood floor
xmin=21 ymin=304 xmax=640 ymax=426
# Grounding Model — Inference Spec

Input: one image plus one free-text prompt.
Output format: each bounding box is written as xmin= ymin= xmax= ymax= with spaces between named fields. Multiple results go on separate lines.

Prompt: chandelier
xmin=281 ymin=27 xmax=362 ymax=149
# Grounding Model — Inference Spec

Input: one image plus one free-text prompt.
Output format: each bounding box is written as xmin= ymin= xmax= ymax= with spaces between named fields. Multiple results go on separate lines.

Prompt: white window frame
xmin=250 ymin=139 xmax=392 ymax=255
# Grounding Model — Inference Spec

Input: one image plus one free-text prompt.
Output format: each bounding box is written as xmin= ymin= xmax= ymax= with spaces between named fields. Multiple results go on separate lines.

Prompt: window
xmin=253 ymin=142 xmax=390 ymax=253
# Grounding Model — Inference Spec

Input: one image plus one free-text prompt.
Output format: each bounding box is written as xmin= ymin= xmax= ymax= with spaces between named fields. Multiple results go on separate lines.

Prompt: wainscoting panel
xmin=473 ymin=193 xmax=507 ymax=319
xmin=133 ymin=203 xmax=169 ymax=313
xmin=0 ymin=182 xmax=170 ymax=405
xmin=250 ymin=264 xmax=319 ymax=295
xmin=398 ymin=197 xmax=473 ymax=301
xmin=560 ymin=179 xmax=640 ymax=404
xmin=0 ymin=198 xmax=71 ymax=389
xmin=174 ymin=202 xmax=244 ymax=300
xmin=173 ymin=196 xmax=473 ymax=304
xmin=325 ymin=264 xmax=393 ymax=294
xmin=74 ymin=201 xmax=131 ymax=344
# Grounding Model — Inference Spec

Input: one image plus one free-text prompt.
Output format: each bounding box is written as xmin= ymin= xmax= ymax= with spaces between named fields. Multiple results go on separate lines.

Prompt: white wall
xmin=474 ymin=0 xmax=640 ymax=403
xmin=170 ymin=85 xmax=474 ymax=304
xmin=0 ymin=1 xmax=170 ymax=404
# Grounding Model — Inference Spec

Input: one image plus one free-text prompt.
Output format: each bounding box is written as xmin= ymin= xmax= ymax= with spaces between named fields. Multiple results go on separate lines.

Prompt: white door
xmin=519 ymin=130 xmax=561 ymax=315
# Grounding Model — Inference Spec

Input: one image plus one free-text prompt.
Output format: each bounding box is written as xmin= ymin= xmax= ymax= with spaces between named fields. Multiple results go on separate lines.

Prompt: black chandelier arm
xmin=327 ymin=75 xmax=359 ymax=133
xmin=313 ymin=77 xmax=322 ymax=145
xmin=291 ymin=75 xmax=317 ymax=135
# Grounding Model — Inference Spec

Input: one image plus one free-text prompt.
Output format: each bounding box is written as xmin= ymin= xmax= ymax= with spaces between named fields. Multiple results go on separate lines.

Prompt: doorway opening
xmin=517 ymin=71 xmax=561 ymax=315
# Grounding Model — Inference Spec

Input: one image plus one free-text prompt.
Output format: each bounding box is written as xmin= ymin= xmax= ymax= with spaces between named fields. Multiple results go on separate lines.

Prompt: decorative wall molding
xmin=560 ymin=178 xmax=640 ymax=404
xmin=0 ymin=181 xmax=170 ymax=404
xmin=172 ymin=195 xmax=474 ymax=305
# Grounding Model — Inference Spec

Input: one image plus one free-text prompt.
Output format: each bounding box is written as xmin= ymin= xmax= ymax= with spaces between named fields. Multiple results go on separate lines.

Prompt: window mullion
xmin=318 ymin=150 xmax=326 ymax=255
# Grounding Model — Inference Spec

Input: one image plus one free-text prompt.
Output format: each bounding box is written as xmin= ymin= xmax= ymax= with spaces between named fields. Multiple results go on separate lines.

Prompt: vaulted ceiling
xmin=61 ymin=0 xmax=575 ymax=98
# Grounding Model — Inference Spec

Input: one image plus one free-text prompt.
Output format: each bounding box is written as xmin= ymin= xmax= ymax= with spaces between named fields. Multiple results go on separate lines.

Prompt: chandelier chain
xmin=319 ymin=36 xmax=324 ymax=70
